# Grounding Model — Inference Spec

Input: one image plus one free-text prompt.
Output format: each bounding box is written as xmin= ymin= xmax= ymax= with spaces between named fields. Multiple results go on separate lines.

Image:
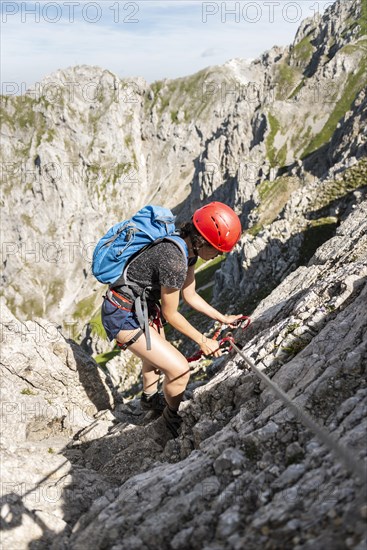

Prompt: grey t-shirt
xmin=112 ymin=240 xmax=190 ymax=303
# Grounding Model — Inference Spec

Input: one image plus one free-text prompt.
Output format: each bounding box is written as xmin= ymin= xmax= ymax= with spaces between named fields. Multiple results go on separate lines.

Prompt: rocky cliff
xmin=1 ymin=0 xmax=366 ymax=337
xmin=1 ymin=1 xmax=367 ymax=547
xmin=1 ymin=197 xmax=366 ymax=550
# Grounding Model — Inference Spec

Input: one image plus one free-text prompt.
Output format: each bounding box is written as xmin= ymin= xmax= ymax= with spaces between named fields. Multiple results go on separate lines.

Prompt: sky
xmin=1 ymin=0 xmax=332 ymax=93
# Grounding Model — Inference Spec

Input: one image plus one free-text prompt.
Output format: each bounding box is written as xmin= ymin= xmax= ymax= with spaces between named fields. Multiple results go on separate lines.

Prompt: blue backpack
xmin=92 ymin=204 xmax=188 ymax=284
xmin=92 ymin=205 xmax=188 ymax=349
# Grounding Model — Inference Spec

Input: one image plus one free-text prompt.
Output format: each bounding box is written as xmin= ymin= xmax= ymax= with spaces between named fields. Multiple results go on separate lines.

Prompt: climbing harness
xmin=107 ymin=289 xmax=164 ymax=351
xmin=105 ymin=288 xmax=134 ymax=312
xmin=115 ymin=329 xmax=144 ymax=351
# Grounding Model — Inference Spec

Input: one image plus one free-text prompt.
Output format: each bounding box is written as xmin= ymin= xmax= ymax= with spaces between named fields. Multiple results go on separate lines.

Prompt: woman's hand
xmin=200 ymin=338 xmax=222 ymax=358
xmin=220 ymin=314 xmax=244 ymax=327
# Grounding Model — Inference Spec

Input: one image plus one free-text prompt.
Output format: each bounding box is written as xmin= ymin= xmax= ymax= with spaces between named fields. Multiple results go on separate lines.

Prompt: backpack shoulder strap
xmin=112 ymin=235 xmax=189 ymax=351
xmin=163 ymin=235 xmax=189 ymax=262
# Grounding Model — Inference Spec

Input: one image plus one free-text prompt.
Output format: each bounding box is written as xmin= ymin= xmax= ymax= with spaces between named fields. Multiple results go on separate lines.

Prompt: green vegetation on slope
xmin=94 ymin=348 xmax=121 ymax=369
xmin=1 ymin=95 xmax=36 ymax=130
xmin=195 ymin=255 xmax=225 ymax=289
xmin=249 ymin=176 xmax=301 ymax=236
xmin=145 ymin=67 xmax=235 ymax=123
xmin=0 ymin=94 xmax=50 ymax=157
xmin=358 ymin=0 xmax=367 ymax=37
xmin=265 ymin=112 xmax=280 ymax=166
xmin=302 ymin=55 xmax=366 ymax=158
xmin=309 ymin=158 xmax=367 ymax=211
xmin=292 ymin=36 xmax=314 ymax=66
xmin=89 ymin=308 xmax=107 ymax=340
xmin=274 ymin=61 xmax=301 ymax=100
xmin=250 ymin=159 xmax=367 ymax=238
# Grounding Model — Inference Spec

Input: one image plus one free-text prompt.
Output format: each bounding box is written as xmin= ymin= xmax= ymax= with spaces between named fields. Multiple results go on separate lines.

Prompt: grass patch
xmin=21 ymin=213 xmax=38 ymax=233
xmin=281 ymin=339 xmax=309 ymax=355
xmin=3 ymin=282 xmax=44 ymax=318
xmin=275 ymin=62 xmax=300 ymax=100
xmin=25 ymin=298 xmax=44 ymax=317
xmin=195 ymin=256 xmax=225 ymax=289
xmin=198 ymin=285 xmax=213 ymax=302
xmin=309 ymin=158 xmax=367 ymax=211
xmin=73 ymin=295 xmax=98 ymax=321
xmin=48 ymin=279 xmax=65 ymax=307
xmin=289 ymin=78 xmax=306 ymax=99
xmin=265 ymin=113 xmax=280 ymax=166
xmin=277 ymin=142 xmax=288 ymax=167
xmin=20 ymin=388 xmax=37 ymax=396
xmin=94 ymin=347 xmax=142 ymax=381
xmin=249 ymin=176 xmax=301 ymax=235
xmin=285 ymin=322 xmax=301 ymax=335
xmin=94 ymin=348 xmax=121 ymax=369
xmin=171 ymin=110 xmax=179 ymax=123
xmin=293 ymin=36 xmax=314 ymax=66
xmin=294 ymin=126 xmax=313 ymax=157
xmin=124 ymin=135 xmax=133 ymax=148
xmin=145 ymin=67 xmax=226 ymax=122
xmin=0 ymin=94 xmax=47 ymax=149
xmin=194 ymin=257 xmax=208 ymax=270
xmin=265 ymin=112 xmax=287 ymax=168
xmin=341 ymin=39 xmax=367 ymax=55
xmin=258 ymin=178 xmax=280 ymax=201
xmin=302 ymin=58 xmax=367 ymax=158
xmin=89 ymin=308 xmax=107 ymax=340
xmin=358 ymin=0 xmax=367 ymax=37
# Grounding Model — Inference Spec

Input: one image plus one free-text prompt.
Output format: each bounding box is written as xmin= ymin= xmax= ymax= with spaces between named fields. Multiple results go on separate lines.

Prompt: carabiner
xmin=218 ymin=336 xmax=235 ymax=352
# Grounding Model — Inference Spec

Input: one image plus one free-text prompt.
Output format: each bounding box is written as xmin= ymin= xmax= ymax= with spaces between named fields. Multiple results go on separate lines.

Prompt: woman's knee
xmin=166 ymin=361 xmax=190 ymax=386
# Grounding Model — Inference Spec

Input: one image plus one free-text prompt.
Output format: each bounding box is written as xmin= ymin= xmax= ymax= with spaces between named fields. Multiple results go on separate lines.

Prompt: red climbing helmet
xmin=192 ymin=202 xmax=242 ymax=253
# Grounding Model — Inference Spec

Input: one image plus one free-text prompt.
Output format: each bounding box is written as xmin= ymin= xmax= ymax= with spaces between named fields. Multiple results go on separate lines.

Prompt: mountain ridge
xmin=1 ymin=1 xmax=367 ymax=547
xmin=2 ymin=0 xmax=365 ymax=332
xmin=0 ymin=0 xmax=366 ymax=335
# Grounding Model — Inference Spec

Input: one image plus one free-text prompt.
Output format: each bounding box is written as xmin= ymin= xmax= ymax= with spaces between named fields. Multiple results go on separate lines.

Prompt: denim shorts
xmin=101 ymin=298 xmax=140 ymax=341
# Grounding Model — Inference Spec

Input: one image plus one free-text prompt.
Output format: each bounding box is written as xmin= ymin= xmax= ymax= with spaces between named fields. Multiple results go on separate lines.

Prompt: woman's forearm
xmin=163 ymin=310 xmax=205 ymax=345
xmin=182 ymin=291 xmax=226 ymax=323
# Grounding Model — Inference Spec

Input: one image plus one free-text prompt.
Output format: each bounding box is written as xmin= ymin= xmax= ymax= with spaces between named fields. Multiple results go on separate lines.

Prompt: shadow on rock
xmin=66 ymin=338 xmax=113 ymax=412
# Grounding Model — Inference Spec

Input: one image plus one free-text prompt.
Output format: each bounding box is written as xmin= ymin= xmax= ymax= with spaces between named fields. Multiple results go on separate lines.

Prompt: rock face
xmin=60 ymin=201 xmax=367 ymax=550
xmin=214 ymin=155 xmax=367 ymax=310
xmin=2 ymin=193 xmax=365 ymax=550
xmin=1 ymin=1 xmax=367 ymax=548
xmin=1 ymin=0 xmax=366 ymax=333
xmin=0 ymin=300 xmax=115 ymax=548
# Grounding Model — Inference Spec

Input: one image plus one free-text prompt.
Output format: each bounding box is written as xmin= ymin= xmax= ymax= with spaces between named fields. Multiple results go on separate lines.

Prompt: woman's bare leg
xmin=115 ymin=326 xmax=190 ymax=410
xmin=141 ymin=323 xmax=166 ymax=394
xmin=142 ymin=365 xmax=160 ymax=394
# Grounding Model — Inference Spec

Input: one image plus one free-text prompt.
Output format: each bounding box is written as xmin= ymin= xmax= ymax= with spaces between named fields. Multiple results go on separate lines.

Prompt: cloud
xmin=201 ymin=48 xmax=222 ymax=58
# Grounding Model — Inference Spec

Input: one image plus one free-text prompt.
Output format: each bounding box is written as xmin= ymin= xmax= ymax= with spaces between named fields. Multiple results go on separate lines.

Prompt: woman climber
xmin=101 ymin=202 xmax=243 ymax=438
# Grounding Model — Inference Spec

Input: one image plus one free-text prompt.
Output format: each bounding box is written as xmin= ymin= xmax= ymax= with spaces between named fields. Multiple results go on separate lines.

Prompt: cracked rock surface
xmin=2 ymin=201 xmax=365 ymax=550
xmin=65 ymin=205 xmax=366 ymax=550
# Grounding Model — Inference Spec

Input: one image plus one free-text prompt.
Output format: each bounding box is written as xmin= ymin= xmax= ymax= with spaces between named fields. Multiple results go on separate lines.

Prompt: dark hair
xmin=179 ymin=221 xmax=207 ymax=255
